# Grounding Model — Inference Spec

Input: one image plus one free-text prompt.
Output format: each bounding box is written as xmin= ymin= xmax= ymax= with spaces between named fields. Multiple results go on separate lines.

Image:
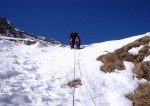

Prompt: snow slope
xmin=0 ymin=33 xmax=149 ymax=106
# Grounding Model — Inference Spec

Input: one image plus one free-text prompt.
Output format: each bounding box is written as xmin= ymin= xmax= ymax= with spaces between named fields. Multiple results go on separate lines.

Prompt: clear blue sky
xmin=1 ymin=0 xmax=150 ymax=44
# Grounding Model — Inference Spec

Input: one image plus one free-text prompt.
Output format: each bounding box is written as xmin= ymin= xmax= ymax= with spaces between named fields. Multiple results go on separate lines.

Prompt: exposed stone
xmin=24 ymin=40 xmax=36 ymax=45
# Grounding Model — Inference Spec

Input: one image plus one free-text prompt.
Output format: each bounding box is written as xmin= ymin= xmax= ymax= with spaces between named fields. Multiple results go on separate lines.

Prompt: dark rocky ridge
xmin=0 ymin=17 xmax=61 ymax=45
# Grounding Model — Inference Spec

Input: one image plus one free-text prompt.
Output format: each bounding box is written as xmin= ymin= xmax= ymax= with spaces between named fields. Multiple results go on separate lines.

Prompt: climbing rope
xmin=72 ymin=49 xmax=76 ymax=106
xmin=72 ymin=49 xmax=96 ymax=106
xmin=77 ymin=52 xmax=97 ymax=106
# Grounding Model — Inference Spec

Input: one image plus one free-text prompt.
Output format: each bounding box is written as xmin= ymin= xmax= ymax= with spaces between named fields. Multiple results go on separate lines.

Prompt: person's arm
xmin=76 ymin=35 xmax=80 ymax=42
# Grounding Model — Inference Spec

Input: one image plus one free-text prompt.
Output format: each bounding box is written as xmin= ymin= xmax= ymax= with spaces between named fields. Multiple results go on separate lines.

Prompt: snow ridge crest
xmin=0 ymin=17 xmax=61 ymax=45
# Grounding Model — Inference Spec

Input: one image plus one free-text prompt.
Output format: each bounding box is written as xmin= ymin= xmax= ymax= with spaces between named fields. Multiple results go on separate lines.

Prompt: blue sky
xmin=0 ymin=0 xmax=150 ymax=44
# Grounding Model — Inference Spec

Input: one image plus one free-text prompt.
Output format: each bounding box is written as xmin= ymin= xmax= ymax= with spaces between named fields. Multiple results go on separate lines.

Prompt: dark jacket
xmin=70 ymin=33 xmax=80 ymax=42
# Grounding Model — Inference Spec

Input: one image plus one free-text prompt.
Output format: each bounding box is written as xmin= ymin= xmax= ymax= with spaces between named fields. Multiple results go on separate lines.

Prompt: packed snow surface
xmin=0 ymin=34 xmax=148 ymax=106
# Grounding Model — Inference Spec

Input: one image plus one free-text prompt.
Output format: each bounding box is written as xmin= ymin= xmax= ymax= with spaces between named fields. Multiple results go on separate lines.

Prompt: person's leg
xmin=76 ymin=41 xmax=80 ymax=49
xmin=70 ymin=39 xmax=75 ymax=48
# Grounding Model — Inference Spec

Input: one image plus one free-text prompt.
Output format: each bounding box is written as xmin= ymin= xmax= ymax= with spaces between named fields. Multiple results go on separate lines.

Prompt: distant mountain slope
xmin=0 ymin=17 xmax=61 ymax=45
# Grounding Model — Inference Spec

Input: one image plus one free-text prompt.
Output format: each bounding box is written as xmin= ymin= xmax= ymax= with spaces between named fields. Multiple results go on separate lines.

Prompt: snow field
xmin=0 ymin=33 xmax=149 ymax=106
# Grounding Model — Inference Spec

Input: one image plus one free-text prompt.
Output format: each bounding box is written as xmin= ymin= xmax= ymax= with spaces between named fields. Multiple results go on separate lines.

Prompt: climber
xmin=69 ymin=32 xmax=81 ymax=49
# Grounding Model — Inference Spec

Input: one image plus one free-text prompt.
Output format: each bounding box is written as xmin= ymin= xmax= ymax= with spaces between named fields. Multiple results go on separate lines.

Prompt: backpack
xmin=69 ymin=32 xmax=78 ymax=39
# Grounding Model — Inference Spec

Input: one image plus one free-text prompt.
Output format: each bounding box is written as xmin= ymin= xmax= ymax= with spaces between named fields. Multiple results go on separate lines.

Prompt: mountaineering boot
xmin=76 ymin=47 xmax=80 ymax=49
